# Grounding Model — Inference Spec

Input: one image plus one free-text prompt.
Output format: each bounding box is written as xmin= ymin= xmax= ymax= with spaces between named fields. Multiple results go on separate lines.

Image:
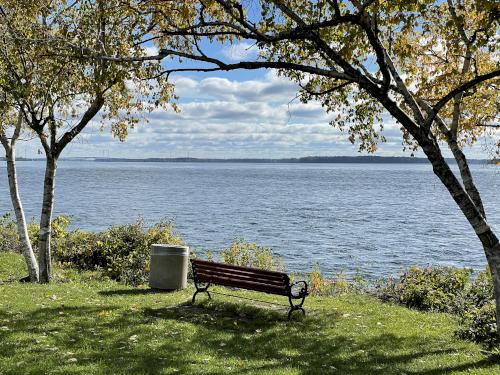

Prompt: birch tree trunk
xmin=33 ymin=97 xmax=104 ymax=283
xmin=485 ymin=242 xmax=500 ymax=334
xmin=38 ymin=155 xmax=57 ymax=283
xmin=376 ymin=93 xmax=500 ymax=336
xmin=3 ymin=144 xmax=39 ymax=281
xmin=415 ymin=130 xmax=500 ymax=337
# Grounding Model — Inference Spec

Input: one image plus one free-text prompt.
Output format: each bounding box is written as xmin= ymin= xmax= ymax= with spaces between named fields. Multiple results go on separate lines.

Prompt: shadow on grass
xmin=0 ymin=300 xmax=498 ymax=374
xmin=0 ymin=278 xmax=25 ymax=284
xmin=99 ymin=288 xmax=178 ymax=296
xmin=144 ymin=298 xmax=291 ymax=331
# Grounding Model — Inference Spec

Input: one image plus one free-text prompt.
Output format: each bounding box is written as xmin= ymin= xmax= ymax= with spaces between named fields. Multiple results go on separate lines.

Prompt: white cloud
xmin=173 ymin=71 xmax=298 ymax=102
xmin=142 ymin=45 xmax=159 ymax=56
xmin=64 ymin=72 xmax=385 ymax=158
xmin=42 ymin=72 xmax=492 ymax=160
xmin=221 ymin=41 xmax=259 ymax=61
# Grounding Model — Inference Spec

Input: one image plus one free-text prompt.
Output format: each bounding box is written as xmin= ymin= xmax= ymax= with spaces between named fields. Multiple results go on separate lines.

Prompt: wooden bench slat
xmin=192 ymin=263 xmax=288 ymax=283
xmin=194 ymin=269 xmax=288 ymax=288
xmin=191 ymin=259 xmax=287 ymax=278
xmin=196 ymin=273 xmax=289 ymax=296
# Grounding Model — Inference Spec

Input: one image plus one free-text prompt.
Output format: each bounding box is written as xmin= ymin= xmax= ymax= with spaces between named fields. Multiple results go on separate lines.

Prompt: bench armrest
xmin=290 ymin=280 xmax=308 ymax=298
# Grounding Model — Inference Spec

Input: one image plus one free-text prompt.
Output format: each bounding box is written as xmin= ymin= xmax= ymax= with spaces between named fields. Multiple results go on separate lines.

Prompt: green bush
xmin=220 ymin=239 xmax=284 ymax=272
xmin=374 ymin=266 xmax=498 ymax=347
xmin=459 ymin=301 xmax=498 ymax=348
xmin=457 ymin=269 xmax=497 ymax=347
xmin=52 ymin=229 xmax=102 ymax=270
xmin=375 ymin=266 xmax=473 ymax=314
xmin=2 ymin=213 xmax=184 ymax=285
xmin=0 ymin=213 xmax=21 ymax=253
xmin=464 ymin=268 xmax=493 ymax=310
xmin=0 ymin=213 xmax=72 ymax=254
xmin=54 ymin=219 xmax=183 ymax=286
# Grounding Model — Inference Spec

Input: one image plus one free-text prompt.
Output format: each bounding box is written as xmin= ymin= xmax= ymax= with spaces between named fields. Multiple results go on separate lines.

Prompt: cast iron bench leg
xmin=288 ymin=293 xmax=306 ymax=320
xmin=192 ymin=281 xmax=211 ymax=303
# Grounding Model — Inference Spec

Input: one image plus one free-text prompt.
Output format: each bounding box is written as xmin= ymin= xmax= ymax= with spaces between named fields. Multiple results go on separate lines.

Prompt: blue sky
xmin=15 ymin=42 xmax=493 ymax=160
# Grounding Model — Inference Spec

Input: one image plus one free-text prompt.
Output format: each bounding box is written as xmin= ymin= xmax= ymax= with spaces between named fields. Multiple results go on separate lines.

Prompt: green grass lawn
xmin=0 ymin=252 xmax=499 ymax=374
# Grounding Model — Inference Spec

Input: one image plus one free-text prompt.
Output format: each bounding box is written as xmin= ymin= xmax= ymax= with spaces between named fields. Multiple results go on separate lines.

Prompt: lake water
xmin=1 ymin=161 xmax=499 ymax=278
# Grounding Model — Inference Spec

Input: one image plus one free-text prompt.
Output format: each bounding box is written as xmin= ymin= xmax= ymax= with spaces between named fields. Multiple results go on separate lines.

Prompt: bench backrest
xmin=191 ymin=259 xmax=290 ymax=296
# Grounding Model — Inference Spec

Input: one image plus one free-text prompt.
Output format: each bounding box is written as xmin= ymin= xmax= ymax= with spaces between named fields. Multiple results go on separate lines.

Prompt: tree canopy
xmin=0 ymin=0 xmax=177 ymax=148
xmin=0 ymin=0 xmax=179 ymax=282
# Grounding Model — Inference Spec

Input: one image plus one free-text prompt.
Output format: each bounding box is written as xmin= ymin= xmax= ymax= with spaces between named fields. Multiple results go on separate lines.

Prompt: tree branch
xmin=10 ymin=108 xmax=23 ymax=145
xmin=358 ymin=14 xmax=391 ymax=92
xmin=300 ymin=81 xmax=352 ymax=96
xmin=425 ymin=70 xmax=500 ymax=129
xmin=55 ymin=94 xmax=105 ymax=155
xmin=416 ymin=97 xmax=486 ymax=218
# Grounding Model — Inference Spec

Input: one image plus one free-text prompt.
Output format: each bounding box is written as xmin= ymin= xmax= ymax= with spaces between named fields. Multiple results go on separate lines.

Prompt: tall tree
xmin=0 ymin=0 xmax=176 ymax=282
xmin=93 ymin=0 xmax=500 ymax=333
xmin=0 ymin=105 xmax=39 ymax=281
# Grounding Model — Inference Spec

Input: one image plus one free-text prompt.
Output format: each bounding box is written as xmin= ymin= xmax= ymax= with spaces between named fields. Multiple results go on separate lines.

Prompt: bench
xmin=190 ymin=259 xmax=308 ymax=320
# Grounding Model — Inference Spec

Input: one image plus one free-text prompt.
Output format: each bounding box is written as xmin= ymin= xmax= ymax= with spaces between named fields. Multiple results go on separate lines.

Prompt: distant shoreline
xmin=1 ymin=156 xmax=495 ymax=164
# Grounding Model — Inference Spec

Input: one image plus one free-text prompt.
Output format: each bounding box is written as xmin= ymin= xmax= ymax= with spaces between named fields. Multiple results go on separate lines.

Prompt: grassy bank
xmin=0 ymin=252 xmax=499 ymax=374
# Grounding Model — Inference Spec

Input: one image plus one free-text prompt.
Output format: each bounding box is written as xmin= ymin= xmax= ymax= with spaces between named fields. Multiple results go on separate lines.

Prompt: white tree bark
xmin=485 ymin=243 xmax=500 ymax=330
xmin=34 ymin=95 xmax=104 ymax=283
xmin=37 ymin=156 xmax=57 ymax=283
xmin=0 ymin=113 xmax=39 ymax=282
xmin=382 ymin=97 xmax=500 ymax=337
xmin=5 ymin=146 xmax=39 ymax=281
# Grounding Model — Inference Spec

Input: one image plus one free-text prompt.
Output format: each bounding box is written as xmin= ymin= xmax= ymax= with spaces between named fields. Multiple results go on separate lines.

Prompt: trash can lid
xmin=151 ymin=244 xmax=189 ymax=256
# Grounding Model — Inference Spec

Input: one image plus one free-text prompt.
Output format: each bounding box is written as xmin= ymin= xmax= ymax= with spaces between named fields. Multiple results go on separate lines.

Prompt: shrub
xmin=220 ymin=239 xmax=284 ymax=272
xmin=53 ymin=229 xmax=102 ymax=270
xmin=374 ymin=266 xmax=473 ymax=314
xmin=457 ymin=269 xmax=497 ymax=347
xmin=25 ymin=215 xmax=71 ymax=252
xmin=2 ymin=214 xmax=184 ymax=285
xmin=374 ymin=266 xmax=498 ymax=347
xmin=464 ymin=268 xmax=493 ymax=310
xmin=0 ymin=213 xmax=21 ymax=253
xmin=308 ymin=264 xmax=333 ymax=295
xmin=54 ymin=219 xmax=183 ymax=286
xmin=306 ymin=265 xmax=367 ymax=296
xmin=51 ymin=216 xmax=72 ymax=239
xmin=99 ymin=220 xmax=183 ymax=285
xmin=0 ymin=213 xmax=73 ymax=254
xmin=459 ymin=301 xmax=498 ymax=348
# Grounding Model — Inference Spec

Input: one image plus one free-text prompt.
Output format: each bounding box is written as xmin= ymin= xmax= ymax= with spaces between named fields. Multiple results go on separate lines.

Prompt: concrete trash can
xmin=149 ymin=244 xmax=190 ymax=290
